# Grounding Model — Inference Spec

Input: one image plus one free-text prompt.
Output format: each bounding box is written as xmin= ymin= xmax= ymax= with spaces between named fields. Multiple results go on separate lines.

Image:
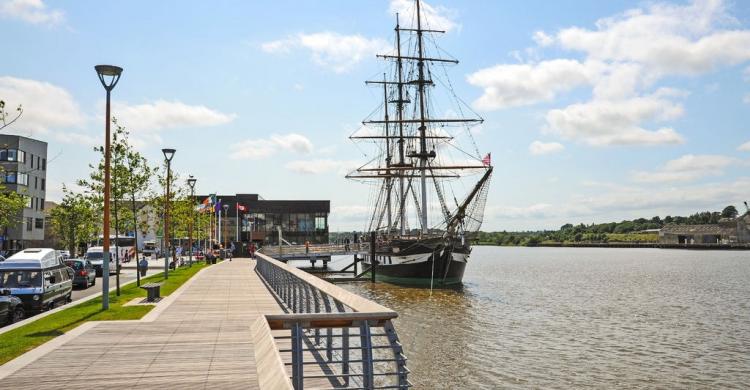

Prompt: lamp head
xmin=223 ymin=204 xmax=229 ymax=212
xmin=94 ymin=65 xmax=123 ymax=91
xmin=162 ymin=148 xmax=176 ymax=162
xmin=187 ymin=175 xmax=197 ymax=190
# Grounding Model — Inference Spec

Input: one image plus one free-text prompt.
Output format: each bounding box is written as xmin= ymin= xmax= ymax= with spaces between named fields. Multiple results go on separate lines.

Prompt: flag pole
xmin=236 ymin=203 xmax=240 ymax=243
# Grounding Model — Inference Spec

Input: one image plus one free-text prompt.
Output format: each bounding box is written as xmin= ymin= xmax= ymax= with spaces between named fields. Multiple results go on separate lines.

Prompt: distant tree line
xmin=474 ymin=205 xmax=743 ymax=247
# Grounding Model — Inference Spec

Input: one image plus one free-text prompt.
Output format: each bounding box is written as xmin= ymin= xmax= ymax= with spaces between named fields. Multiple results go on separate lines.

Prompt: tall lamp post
xmin=162 ymin=148 xmax=176 ymax=279
xmin=223 ymin=204 xmax=229 ymax=251
xmin=187 ymin=175 xmax=197 ymax=266
xmin=95 ymin=64 xmax=122 ymax=311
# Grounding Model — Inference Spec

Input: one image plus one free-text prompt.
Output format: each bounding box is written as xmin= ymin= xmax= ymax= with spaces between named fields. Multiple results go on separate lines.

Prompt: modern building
xmin=196 ymin=193 xmax=330 ymax=246
xmin=659 ymin=213 xmax=750 ymax=244
xmin=0 ymin=135 xmax=48 ymax=255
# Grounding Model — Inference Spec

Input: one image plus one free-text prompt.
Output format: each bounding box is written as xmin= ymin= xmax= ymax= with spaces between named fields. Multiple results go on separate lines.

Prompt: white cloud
xmin=467 ymin=59 xmax=596 ymax=110
xmin=0 ymin=76 xmax=85 ymax=134
xmin=54 ymin=131 xmax=98 ymax=146
xmin=532 ymin=30 xmax=554 ymax=47
xmin=229 ymin=133 xmax=314 ymax=160
xmin=469 ymin=0 xmax=750 ymax=147
xmin=544 ymin=93 xmax=685 ymax=146
xmin=0 ymin=0 xmax=64 ymax=26
xmin=632 ymin=154 xmax=736 ymax=183
xmin=112 ymin=100 xmax=235 ymax=131
xmin=389 ymin=0 xmax=459 ymax=32
xmin=529 ymin=140 xmax=564 ymax=155
xmin=262 ymin=32 xmax=389 ymax=73
xmin=285 ymin=159 xmax=360 ymax=175
xmin=738 ymin=141 xmax=750 ymax=151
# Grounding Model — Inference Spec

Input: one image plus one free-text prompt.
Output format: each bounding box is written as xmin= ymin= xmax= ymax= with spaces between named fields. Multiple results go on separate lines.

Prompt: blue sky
xmin=2 ymin=0 xmax=750 ymax=231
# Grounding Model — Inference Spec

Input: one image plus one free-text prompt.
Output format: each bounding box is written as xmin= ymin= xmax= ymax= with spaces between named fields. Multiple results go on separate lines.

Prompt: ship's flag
xmin=482 ymin=153 xmax=491 ymax=166
xmin=237 ymin=204 xmax=247 ymax=212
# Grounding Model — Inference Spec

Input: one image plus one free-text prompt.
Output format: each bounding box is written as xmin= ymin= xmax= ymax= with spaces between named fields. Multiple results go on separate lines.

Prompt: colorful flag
xmin=482 ymin=153 xmax=491 ymax=166
xmin=237 ymin=204 xmax=247 ymax=212
xmin=215 ymin=199 xmax=222 ymax=214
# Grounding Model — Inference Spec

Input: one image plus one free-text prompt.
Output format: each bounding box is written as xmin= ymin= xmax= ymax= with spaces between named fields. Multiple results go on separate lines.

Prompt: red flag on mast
xmin=237 ymin=204 xmax=247 ymax=212
xmin=482 ymin=153 xmax=491 ymax=166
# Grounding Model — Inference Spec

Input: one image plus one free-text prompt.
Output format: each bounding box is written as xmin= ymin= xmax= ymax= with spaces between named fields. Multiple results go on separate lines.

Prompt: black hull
xmin=363 ymin=241 xmax=470 ymax=286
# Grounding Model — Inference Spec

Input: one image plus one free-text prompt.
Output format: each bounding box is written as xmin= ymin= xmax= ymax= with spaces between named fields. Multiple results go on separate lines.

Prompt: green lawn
xmin=0 ymin=262 xmax=208 ymax=365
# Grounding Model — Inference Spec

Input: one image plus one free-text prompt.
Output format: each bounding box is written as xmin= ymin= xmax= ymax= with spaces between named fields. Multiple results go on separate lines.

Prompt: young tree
xmin=50 ymin=188 xmax=97 ymax=256
xmin=124 ymin=143 xmax=153 ymax=286
xmin=0 ymin=100 xmax=27 ymax=235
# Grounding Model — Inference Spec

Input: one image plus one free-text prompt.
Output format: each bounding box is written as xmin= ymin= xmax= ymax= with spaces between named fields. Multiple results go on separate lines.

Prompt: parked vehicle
xmin=0 ymin=289 xmax=24 ymax=325
xmin=59 ymin=250 xmax=71 ymax=259
xmin=0 ymin=248 xmax=73 ymax=313
xmin=63 ymin=259 xmax=96 ymax=289
xmin=0 ymin=255 xmax=5 ymax=262
xmin=84 ymin=247 xmax=118 ymax=276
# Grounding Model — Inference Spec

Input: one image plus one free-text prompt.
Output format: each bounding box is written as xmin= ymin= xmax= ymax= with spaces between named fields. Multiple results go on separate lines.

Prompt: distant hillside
xmin=474 ymin=205 xmax=745 ymax=246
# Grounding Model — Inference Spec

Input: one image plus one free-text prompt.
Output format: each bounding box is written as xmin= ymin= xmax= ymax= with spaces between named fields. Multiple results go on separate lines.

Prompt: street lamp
xmin=187 ymin=175 xmax=196 ymax=266
xmin=223 ymin=204 xmax=229 ymax=252
xmin=95 ymin=64 xmax=123 ymax=311
xmin=162 ymin=148 xmax=176 ymax=279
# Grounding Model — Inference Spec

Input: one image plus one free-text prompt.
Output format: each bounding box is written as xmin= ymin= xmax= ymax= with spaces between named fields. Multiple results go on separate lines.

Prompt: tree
xmin=721 ymin=205 xmax=738 ymax=219
xmin=0 ymin=100 xmax=27 ymax=233
xmin=50 ymin=188 xmax=97 ymax=256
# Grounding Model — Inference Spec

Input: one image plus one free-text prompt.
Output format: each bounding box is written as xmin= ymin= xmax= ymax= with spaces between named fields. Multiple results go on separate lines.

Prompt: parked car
xmin=59 ymin=250 xmax=71 ymax=259
xmin=0 ymin=289 xmax=24 ymax=325
xmin=0 ymin=255 xmax=5 ymax=262
xmin=84 ymin=247 xmax=118 ymax=276
xmin=0 ymin=248 xmax=73 ymax=313
xmin=63 ymin=259 xmax=96 ymax=289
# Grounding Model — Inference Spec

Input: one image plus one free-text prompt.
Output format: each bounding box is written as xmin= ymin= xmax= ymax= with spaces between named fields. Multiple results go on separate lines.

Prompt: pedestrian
xmin=344 ymin=237 xmax=350 ymax=252
xmin=249 ymin=242 xmax=256 ymax=259
xmin=305 ymin=240 xmax=310 ymax=254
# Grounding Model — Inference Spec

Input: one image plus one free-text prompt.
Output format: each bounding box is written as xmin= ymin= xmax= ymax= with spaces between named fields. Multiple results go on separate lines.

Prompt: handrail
xmin=254 ymin=253 xmax=410 ymax=389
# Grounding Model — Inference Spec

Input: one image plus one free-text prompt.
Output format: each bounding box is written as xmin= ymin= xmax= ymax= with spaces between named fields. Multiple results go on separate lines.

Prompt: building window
xmin=35 ymin=176 xmax=38 ymax=189
xmin=2 ymin=171 xmax=16 ymax=183
xmin=30 ymin=154 xmax=34 ymax=169
xmin=7 ymin=149 xmax=16 ymax=161
xmin=42 ymin=158 xmax=46 ymax=170
xmin=25 ymin=196 xmax=32 ymax=209
xmin=17 ymin=150 xmax=25 ymax=163
xmin=26 ymin=217 xmax=32 ymax=232
xmin=41 ymin=179 xmax=45 ymax=190
xmin=41 ymin=198 xmax=44 ymax=210
xmin=37 ymin=156 xmax=40 ymax=168
xmin=35 ymin=218 xmax=44 ymax=229
xmin=17 ymin=172 xmax=28 ymax=186
xmin=315 ymin=216 xmax=326 ymax=230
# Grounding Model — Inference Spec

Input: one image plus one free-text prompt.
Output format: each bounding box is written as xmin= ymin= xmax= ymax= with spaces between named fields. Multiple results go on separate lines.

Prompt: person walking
xmin=249 ymin=242 xmax=256 ymax=259
xmin=305 ymin=240 xmax=310 ymax=254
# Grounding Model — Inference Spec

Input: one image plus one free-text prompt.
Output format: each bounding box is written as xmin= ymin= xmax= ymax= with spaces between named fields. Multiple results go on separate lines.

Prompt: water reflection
xmin=329 ymin=247 xmax=750 ymax=389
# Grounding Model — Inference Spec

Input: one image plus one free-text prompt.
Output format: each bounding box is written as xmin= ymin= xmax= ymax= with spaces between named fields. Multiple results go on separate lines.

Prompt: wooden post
xmin=370 ymin=231 xmax=376 ymax=282
xmin=353 ymin=255 xmax=358 ymax=276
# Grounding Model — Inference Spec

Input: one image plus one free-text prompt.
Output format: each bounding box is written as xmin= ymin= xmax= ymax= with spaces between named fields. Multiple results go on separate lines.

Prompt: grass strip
xmin=0 ymin=262 xmax=208 ymax=365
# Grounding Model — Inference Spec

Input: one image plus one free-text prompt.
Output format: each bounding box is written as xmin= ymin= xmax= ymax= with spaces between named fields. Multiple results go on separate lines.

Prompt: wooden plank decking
xmin=0 ymin=259 xmax=289 ymax=389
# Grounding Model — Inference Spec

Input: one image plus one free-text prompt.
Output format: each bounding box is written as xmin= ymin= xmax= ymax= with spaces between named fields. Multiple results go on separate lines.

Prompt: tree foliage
xmin=50 ymin=188 xmax=98 ymax=256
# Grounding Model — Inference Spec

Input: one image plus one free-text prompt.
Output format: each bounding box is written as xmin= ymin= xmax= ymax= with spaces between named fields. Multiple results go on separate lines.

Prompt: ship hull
xmin=362 ymin=239 xmax=470 ymax=286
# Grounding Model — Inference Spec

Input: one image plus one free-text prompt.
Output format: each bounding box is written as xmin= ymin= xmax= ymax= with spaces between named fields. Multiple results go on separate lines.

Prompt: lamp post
xmin=95 ymin=64 xmax=122 ymax=311
xmin=223 ymin=204 xmax=229 ymax=252
xmin=187 ymin=175 xmax=196 ymax=266
xmin=162 ymin=148 xmax=176 ymax=279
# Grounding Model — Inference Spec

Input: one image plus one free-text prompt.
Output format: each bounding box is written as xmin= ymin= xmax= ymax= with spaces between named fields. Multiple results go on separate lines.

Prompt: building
xmin=659 ymin=212 xmax=750 ymax=244
xmin=197 ymin=194 xmax=329 ymax=246
xmin=0 ymin=135 xmax=47 ymax=255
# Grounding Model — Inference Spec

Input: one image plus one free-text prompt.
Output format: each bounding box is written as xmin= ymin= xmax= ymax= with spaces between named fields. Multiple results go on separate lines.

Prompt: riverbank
xmin=474 ymin=242 xmax=750 ymax=250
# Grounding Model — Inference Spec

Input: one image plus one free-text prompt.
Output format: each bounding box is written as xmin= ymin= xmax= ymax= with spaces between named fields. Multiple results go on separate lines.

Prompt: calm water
xmin=327 ymin=246 xmax=750 ymax=389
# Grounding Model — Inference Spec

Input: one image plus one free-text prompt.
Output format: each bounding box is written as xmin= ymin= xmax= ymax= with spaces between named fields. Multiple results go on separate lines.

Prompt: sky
xmin=2 ymin=0 xmax=750 ymax=231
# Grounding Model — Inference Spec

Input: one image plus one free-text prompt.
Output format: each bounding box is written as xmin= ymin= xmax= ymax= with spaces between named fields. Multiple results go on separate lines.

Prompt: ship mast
xmin=395 ymin=13 xmax=406 ymax=236
xmin=383 ymin=73 xmax=393 ymax=234
xmin=415 ymin=0 xmax=429 ymax=234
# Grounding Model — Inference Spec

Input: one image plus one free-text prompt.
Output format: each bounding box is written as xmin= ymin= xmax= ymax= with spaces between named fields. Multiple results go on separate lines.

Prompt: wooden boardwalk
xmin=0 ymin=259 xmax=288 ymax=389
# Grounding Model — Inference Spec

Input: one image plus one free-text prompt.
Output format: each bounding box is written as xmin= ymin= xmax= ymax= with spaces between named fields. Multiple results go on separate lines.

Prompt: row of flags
xmin=196 ymin=194 xmax=248 ymax=214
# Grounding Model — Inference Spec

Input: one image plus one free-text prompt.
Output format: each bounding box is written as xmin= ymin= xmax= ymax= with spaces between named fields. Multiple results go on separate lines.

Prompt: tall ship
xmin=347 ymin=0 xmax=493 ymax=287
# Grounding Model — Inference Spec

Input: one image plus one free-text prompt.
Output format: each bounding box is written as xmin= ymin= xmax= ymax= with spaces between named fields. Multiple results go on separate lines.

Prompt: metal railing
xmin=256 ymin=254 xmax=410 ymax=389
xmin=261 ymin=243 xmax=366 ymax=259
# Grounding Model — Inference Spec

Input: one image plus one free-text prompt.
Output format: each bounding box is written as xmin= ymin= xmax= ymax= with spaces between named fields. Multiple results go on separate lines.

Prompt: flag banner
xmin=237 ymin=204 xmax=247 ymax=212
xmin=215 ymin=199 xmax=222 ymax=214
xmin=201 ymin=197 xmax=211 ymax=206
xmin=482 ymin=153 xmax=491 ymax=166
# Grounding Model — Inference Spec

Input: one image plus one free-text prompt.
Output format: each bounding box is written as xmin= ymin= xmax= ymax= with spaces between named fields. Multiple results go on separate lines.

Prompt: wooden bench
xmin=140 ymin=282 xmax=164 ymax=302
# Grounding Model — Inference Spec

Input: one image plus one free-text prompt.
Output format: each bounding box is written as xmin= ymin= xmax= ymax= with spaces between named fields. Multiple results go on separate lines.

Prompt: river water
xmin=328 ymin=246 xmax=750 ymax=389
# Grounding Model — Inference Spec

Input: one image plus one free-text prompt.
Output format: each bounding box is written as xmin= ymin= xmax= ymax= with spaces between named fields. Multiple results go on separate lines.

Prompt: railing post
xmin=291 ymin=322 xmax=304 ymax=390
xmin=342 ymin=327 xmax=350 ymax=387
xmin=360 ymin=322 xmax=374 ymax=389
xmin=385 ymin=320 xmax=409 ymax=389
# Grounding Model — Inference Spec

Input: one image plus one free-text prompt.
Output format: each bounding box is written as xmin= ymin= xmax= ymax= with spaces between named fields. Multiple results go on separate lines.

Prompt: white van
xmin=84 ymin=247 xmax=119 ymax=276
xmin=0 ymin=248 xmax=73 ymax=312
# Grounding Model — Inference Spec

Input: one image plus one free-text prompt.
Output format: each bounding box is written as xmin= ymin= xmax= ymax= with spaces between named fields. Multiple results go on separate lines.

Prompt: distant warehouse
xmin=659 ymin=213 xmax=750 ymax=244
